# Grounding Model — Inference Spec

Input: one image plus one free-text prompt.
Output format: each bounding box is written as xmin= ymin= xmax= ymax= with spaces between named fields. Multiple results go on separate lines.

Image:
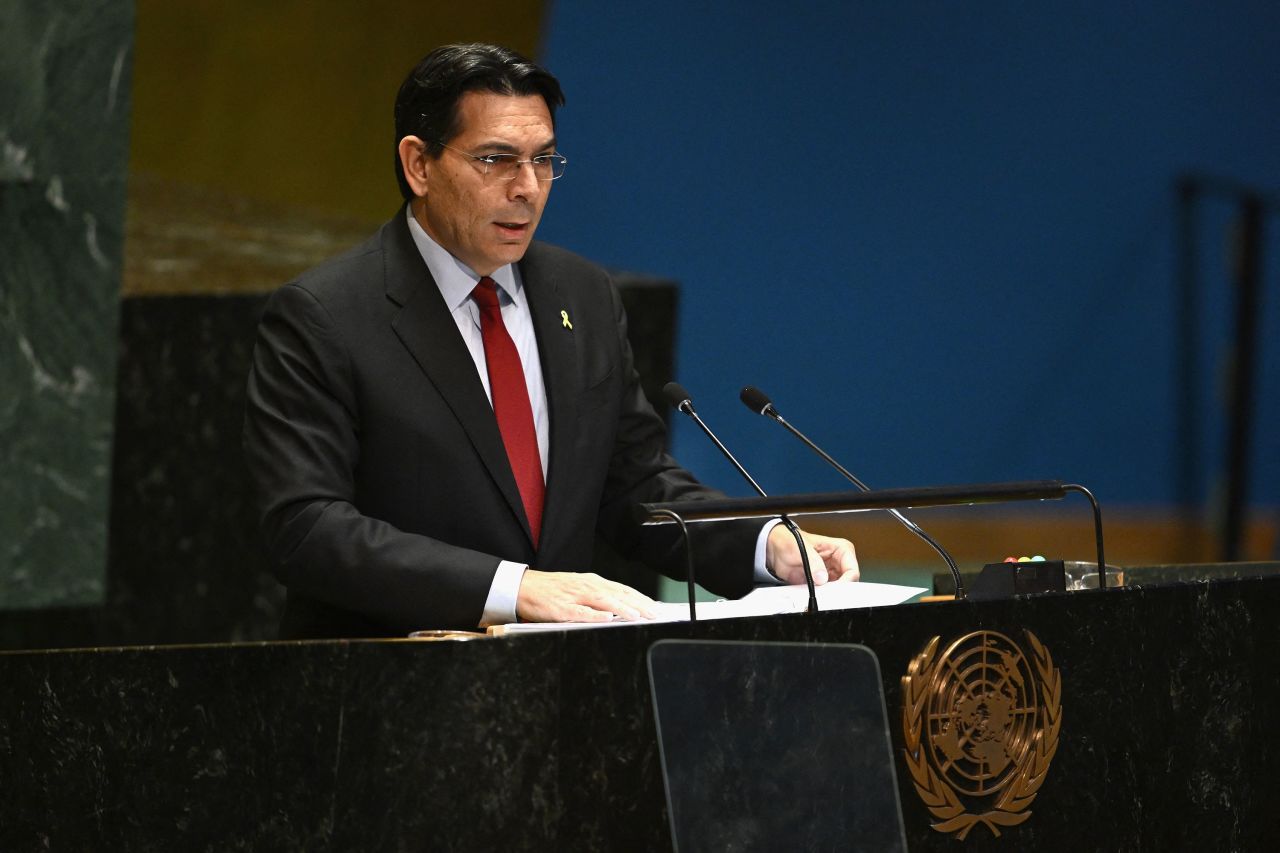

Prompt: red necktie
xmin=472 ymin=277 xmax=544 ymax=547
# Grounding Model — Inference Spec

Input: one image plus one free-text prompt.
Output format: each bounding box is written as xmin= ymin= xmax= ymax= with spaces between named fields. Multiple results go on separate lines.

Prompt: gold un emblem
xmin=901 ymin=629 xmax=1062 ymax=840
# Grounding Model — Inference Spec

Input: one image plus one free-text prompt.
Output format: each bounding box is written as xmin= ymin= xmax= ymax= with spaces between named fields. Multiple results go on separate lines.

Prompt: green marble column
xmin=0 ymin=1 xmax=133 ymax=607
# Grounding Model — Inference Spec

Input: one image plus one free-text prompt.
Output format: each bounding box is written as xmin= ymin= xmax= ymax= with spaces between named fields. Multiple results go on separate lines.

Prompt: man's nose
xmin=507 ymin=161 xmax=542 ymax=200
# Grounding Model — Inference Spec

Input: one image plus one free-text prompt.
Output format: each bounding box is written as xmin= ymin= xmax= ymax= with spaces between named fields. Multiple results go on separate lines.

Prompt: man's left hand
xmin=765 ymin=525 xmax=860 ymax=585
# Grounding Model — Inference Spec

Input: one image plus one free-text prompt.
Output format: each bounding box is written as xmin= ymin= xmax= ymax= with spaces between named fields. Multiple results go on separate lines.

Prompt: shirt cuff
xmin=479 ymin=560 xmax=528 ymax=627
xmin=753 ymin=519 xmax=785 ymax=584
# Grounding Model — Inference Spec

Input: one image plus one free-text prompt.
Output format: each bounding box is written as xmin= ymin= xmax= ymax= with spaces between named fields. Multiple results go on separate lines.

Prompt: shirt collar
xmin=405 ymin=206 xmax=523 ymax=311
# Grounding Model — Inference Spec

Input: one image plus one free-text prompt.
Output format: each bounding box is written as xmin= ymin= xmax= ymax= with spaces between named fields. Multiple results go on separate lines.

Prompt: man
xmin=244 ymin=43 xmax=857 ymax=638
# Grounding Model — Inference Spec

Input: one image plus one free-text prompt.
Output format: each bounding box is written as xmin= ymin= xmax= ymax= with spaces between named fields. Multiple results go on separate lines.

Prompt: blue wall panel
xmin=538 ymin=1 xmax=1280 ymax=506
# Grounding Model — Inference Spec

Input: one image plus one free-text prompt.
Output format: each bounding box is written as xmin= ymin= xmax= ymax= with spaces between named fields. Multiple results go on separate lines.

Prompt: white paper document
xmin=492 ymin=581 xmax=926 ymax=636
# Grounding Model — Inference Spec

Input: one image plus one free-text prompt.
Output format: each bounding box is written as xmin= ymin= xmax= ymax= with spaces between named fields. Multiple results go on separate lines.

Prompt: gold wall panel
xmin=127 ymin=0 xmax=546 ymax=295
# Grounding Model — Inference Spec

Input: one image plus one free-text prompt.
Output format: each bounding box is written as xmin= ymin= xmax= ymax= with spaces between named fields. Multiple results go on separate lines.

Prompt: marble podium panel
xmin=3 ymin=572 xmax=1279 ymax=851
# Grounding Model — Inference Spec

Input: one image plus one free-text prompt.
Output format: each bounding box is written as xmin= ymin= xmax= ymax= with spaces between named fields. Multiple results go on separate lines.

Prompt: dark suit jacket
xmin=244 ymin=209 xmax=757 ymax=637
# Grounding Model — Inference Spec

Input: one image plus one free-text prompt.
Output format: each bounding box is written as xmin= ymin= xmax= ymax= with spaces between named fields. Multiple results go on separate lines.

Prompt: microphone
xmin=664 ymin=383 xmax=768 ymax=496
xmin=739 ymin=385 xmax=967 ymax=600
xmin=663 ymin=382 xmax=819 ymax=612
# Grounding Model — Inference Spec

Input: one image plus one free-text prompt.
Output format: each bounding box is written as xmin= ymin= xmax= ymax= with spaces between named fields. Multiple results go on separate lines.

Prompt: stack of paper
xmin=491 ymin=581 xmax=926 ymax=636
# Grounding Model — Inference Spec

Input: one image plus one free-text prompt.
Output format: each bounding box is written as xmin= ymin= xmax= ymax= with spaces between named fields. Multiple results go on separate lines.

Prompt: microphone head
xmin=663 ymin=381 xmax=694 ymax=413
xmin=739 ymin=385 xmax=775 ymax=416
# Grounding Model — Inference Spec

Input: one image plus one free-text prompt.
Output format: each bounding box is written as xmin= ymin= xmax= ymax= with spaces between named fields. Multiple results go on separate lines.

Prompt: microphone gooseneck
xmin=665 ymin=382 xmax=819 ymax=613
xmin=739 ymin=385 xmax=967 ymax=600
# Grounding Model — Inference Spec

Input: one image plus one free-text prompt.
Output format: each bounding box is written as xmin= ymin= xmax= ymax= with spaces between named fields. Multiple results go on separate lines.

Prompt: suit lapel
xmin=520 ymin=245 xmax=581 ymax=554
xmin=382 ymin=212 xmax=532 ymax=546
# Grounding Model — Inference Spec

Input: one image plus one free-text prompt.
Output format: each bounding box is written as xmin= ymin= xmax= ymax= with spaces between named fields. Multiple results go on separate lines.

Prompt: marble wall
xmin=0 ymin=1 xmax=134 ymax=608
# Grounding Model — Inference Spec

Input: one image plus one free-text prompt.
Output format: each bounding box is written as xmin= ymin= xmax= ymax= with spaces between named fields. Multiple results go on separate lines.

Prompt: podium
xmin=3 ymin=568 xmax=1280 ymax=850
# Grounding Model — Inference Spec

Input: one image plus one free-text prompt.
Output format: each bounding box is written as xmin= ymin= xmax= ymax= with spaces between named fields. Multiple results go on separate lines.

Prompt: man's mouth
xmin=491 ymin=220 xmax=527 ymax=236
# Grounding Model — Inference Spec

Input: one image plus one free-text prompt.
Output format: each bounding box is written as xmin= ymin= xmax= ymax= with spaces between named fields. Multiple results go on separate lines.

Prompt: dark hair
xmin=393 ymin=43 xmax=565 ymax=201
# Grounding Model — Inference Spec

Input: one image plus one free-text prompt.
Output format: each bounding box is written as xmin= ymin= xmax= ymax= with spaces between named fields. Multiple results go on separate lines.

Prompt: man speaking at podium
xmin=243 ymin=44 xmax=858 ymax=638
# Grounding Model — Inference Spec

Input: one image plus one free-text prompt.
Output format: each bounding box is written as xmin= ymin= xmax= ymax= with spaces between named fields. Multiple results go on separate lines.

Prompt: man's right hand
xmin=515 ymin=570 xmax=658 ymax=623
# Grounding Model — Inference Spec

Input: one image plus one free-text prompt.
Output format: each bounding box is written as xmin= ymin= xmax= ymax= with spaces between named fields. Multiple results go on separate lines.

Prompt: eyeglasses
xmin=435 ymin=141 xmax=567 ymax=182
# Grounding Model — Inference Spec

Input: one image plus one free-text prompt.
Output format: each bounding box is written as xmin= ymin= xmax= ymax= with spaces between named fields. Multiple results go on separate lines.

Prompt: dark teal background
xmin=537 ymin=1 xmax=1280 ymax=508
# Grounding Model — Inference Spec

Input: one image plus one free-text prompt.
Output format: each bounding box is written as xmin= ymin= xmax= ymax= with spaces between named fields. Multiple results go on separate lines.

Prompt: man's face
xmin=415 ymin=91 xmax=555 ymax=276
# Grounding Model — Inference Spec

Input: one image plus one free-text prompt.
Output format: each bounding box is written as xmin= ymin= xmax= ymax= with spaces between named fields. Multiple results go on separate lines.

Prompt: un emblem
xmin=901 ymin=630 xmax=1062 ymax=840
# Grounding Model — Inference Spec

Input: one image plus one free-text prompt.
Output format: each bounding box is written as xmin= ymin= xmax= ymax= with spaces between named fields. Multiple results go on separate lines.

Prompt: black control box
xmin=967 ymin=559 xmax=1066 ymax=601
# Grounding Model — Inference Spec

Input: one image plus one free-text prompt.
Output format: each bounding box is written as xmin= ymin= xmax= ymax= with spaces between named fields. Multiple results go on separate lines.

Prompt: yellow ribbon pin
xmin=560 ymin=310 xmax=573 ymax=330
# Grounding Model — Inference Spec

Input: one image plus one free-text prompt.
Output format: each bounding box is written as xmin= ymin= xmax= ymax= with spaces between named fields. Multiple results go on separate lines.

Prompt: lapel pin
xmin=560 ymin=310 xmax=573 ymax=330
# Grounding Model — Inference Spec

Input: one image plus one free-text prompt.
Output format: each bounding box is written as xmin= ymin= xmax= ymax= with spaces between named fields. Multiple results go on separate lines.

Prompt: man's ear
xmin=397 ymin=135 xmax=431 ymax=198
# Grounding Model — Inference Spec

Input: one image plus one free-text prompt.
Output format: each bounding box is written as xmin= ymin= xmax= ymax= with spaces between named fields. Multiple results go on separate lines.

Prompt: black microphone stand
xmin=665 ymin=383 xmax=819 ymax=613
xmin=740 ymin=386 xmax=966 ymax=599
